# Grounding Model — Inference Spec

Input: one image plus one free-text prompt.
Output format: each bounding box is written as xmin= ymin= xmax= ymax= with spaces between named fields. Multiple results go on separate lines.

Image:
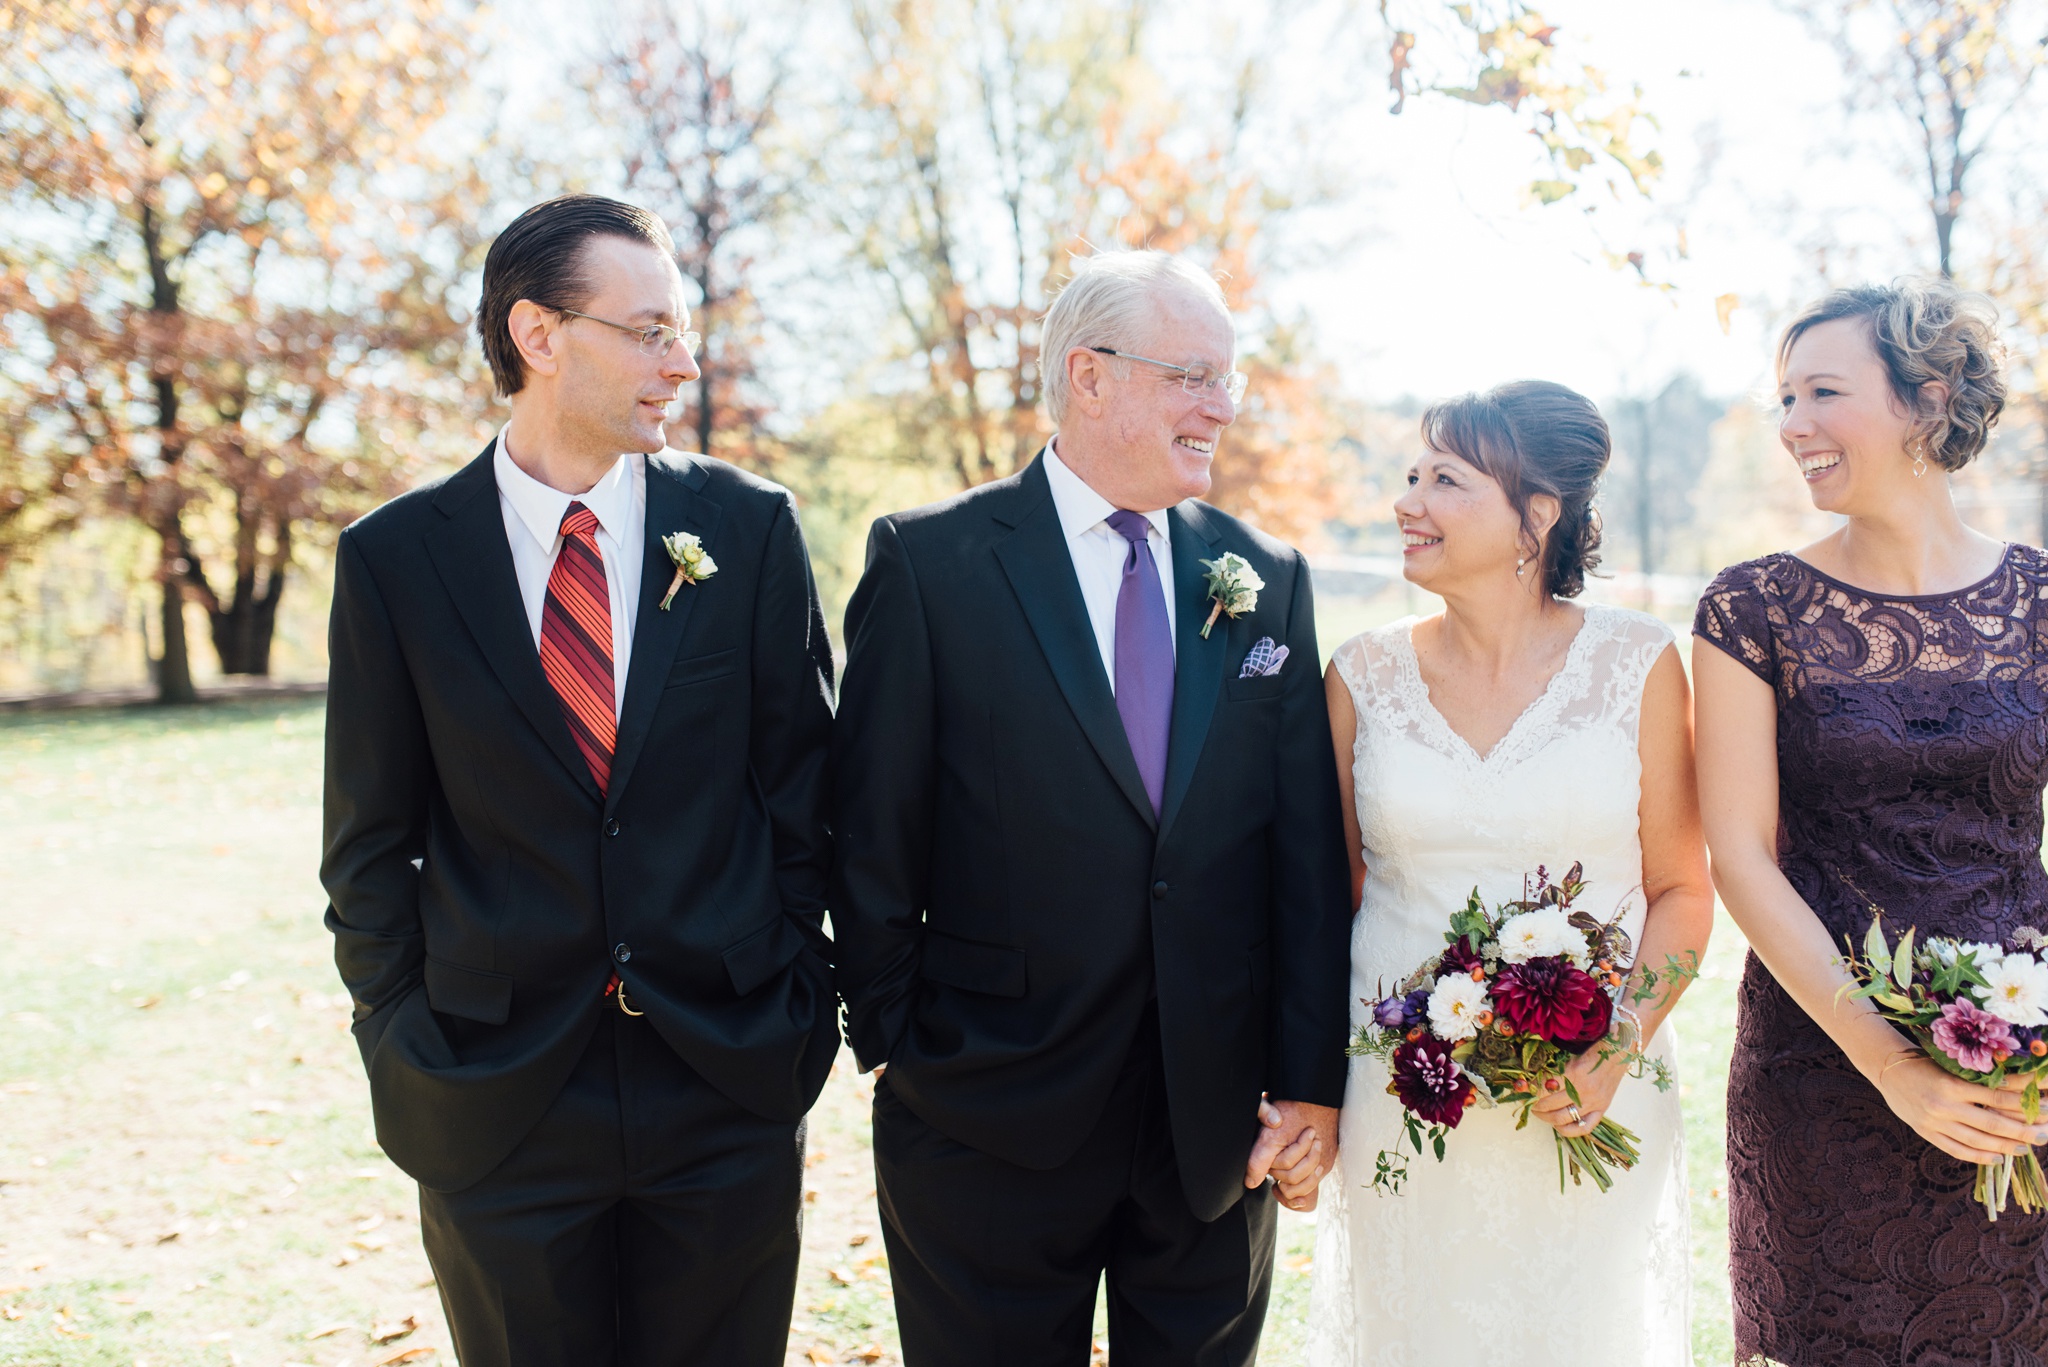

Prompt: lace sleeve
xmin=1693 ymin=560 xmax=1777 ymax=684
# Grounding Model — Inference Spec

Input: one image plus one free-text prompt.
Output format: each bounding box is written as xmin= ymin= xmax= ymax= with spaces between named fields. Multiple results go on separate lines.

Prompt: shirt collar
xmin=1043 ymin=438 xmax=1171 ymax=543
xmin=493 ymin=427 xmax=636 ymax=551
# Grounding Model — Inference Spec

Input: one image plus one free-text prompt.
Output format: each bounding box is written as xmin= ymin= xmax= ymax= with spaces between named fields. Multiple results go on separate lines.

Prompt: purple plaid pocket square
xmin=1239 ymin=637 xmax=1289 ymax=678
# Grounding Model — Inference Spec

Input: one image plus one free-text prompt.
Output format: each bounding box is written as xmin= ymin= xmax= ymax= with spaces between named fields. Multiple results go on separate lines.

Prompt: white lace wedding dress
xmin=1306 ymin=605 xmax=1691 ymax=1367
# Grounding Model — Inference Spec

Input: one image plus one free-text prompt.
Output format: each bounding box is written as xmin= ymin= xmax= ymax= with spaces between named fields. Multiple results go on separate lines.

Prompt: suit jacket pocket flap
xmin=424 ymin=956 xmax=513 ymax=1025
xmin=666 ymin=647 xmax=740 ymax=688
xmin=920 ymin=931 xmax=1028 ymax=998
xmin=722 ymin=916 xmax=807 ymax=997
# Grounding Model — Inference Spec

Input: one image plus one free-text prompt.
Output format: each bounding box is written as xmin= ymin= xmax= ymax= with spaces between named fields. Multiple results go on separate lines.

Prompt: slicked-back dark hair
xmin=478 ymin=194 xmax=676 ymax=398
xmin=1420 ymin=380 xmax=1610 ymax=599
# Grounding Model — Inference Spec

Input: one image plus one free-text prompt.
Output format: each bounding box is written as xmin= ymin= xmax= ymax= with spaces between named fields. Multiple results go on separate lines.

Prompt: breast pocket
xmin=665 ymin=647 xmax=740 ymax=690
xmin=1226 ymin=673 xmax=1286 ymax=703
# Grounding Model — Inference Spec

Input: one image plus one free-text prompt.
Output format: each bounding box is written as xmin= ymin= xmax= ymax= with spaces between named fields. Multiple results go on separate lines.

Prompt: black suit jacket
xmin=320 ymin=445 xmax=838 ymax=1193
xmin=831 ymin=454 xmax=1353 ymax=1222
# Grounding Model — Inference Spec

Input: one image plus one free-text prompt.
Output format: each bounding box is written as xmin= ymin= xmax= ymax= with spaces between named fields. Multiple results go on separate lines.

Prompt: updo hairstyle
xmin=1419 ymin=380 xmax=1609 ymax=599
xmin=1777 ymin=279 xmax=2008 ymax=472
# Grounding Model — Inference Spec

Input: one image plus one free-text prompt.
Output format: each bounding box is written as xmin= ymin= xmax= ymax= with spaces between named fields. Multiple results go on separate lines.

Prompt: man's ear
xmin=508 ymin=300 xmax=562 ymax=381
xmin=1067 ymin=347 xmax=1110 ymax=418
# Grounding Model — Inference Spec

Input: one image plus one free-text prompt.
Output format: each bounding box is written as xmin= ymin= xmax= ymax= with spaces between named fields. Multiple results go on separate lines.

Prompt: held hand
xmin=1244 ymin=1096 xmax=1339 ymax=1212
xmin=1875 ymin=1054 xmax=2048 ymax=1165
xmin=1530 ymin=1044 xmax=1629 ymax=1139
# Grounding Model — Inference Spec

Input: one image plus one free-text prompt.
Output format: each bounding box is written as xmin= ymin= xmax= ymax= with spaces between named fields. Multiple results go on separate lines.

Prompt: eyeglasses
xmin=1089 ymin=346 xmax=1247 ymax=405
xmin=555 ymin=307 xmax=702 ymax=359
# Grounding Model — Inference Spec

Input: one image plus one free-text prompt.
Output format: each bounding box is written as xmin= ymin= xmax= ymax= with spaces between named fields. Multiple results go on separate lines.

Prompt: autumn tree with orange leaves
xmin=0 ymin=0 xmax=492 ymax=701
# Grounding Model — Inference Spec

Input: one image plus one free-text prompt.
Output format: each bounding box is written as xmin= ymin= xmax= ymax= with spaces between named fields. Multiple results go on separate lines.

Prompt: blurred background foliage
xmin=0 ymin=0 xmax=2044 ymax=699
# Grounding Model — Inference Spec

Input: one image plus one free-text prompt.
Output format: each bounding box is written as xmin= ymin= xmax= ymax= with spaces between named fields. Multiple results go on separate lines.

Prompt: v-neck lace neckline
xmin=1397 ymin=608 xmax=1597 ymax=766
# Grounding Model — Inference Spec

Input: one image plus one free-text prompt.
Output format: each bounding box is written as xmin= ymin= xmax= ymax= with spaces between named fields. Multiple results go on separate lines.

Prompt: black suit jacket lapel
xmin=425 ymin=444 xmax=602 ymax=803
xmin=605 ymin=453 xmax=722 ymax=813
xmin=991 ymin=456 xmax=1158 ymax=830
xmin=1157 ymin=501 xmax=1229 ymax=841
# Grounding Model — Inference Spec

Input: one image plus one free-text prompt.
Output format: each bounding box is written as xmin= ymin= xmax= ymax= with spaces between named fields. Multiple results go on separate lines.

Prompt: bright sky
xmin=1282 ymin=0 xmax=1939 ymax=405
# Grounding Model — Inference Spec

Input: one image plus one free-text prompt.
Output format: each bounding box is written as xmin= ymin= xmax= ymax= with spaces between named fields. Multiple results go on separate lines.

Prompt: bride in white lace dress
xmin=1306 ymin=383 xmax=1713 ymax=1367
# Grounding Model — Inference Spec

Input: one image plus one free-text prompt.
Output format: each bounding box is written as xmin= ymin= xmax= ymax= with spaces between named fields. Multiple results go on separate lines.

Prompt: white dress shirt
xmin=492 ymin=430 xmax=644 ymax=716
xmin=1042 ymin=439 xmax=1176 ymax=693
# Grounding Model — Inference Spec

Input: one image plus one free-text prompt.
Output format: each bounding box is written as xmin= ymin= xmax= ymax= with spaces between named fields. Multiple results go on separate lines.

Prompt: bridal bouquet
xmin=1350 ymin=863 xmax=1692 ymax=1195
xmin=1837 ymin=915 xmax=2048 ymax=1221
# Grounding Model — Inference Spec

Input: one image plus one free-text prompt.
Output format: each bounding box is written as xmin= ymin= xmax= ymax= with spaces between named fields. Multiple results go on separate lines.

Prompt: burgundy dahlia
xmin=1556 ymin=978 xmax=1614 ymax=1055
xmin=1390 ymin=1034 xmax=1473 ymax=1127
xmin=1439 ymin=938 xmax=1484 ymax=976
xmin=1490 ymin=954 xmax=1603 ymax=1043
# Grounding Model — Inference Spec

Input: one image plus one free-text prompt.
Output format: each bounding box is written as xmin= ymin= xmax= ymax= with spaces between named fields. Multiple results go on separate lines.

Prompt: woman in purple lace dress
xmin=1695 ymin=279 xmax=2048 ymax=1366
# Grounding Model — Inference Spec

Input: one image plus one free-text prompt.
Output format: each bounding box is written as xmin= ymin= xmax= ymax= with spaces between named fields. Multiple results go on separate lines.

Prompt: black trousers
xmin=418 ymin=1010 xmax=805 ymax=1367
xmin=873 ymin=1012 xmax=1276 ymax=1367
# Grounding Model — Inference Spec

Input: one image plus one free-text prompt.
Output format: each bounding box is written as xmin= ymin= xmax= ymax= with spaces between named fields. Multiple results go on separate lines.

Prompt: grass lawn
xmin=0 ymin=698 xmax=1742 ymax=1365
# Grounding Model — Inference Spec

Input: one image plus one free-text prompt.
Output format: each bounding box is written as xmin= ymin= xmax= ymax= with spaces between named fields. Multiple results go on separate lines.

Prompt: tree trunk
xmin=156 ymin=551 xmax=197 ymax=705
xmin=205 ymin=565 xmax=287 ymax=675
xmin=189 ymin=514 xmax=290 ymax=676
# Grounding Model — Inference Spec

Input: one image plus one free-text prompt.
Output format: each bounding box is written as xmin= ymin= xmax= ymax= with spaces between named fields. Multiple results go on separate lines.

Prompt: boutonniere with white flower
xmin=658 ymin=531 xmax=717 ymax=611
xmin=1198 ymin=552 xmax=1264 ymax=638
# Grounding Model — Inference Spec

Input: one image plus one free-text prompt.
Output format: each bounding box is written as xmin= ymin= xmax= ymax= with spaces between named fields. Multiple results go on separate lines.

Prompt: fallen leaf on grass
xmin=304 ymin=1323 xmax=354 ymax=1340
xmin=847 ymin=1233 xmax=870 ymax=1247
xmin=371 ymin=1315 xmax=420 ymax=1344
xmin=1283 ymin=1253 xmax=1313 ymax=1273
xmin=827 ymin=1267 xmax=853 ymax=1286
xmin=332 ymin=1249 xmax=363 ymax=1267
xmin=371 ymin=1347 xmax=435 ymax=1365
xmin=1 ymin=1307 xmax=22 ymax=1321
xmin=247 ymin=1136 xmax=283 ymax=1147
xmin=154 ymin=1231 xmax=181 ymax=1245
xmin=846 ymin=1345 xmax=885 ymax=1364
xmin=351 ymin=1235 xmax=392 ymax=1252
xmin=355 ymin=1215 xmax=386 ymax=1234
xmin=131 ymin=995 xmax=162 ymax=1010
xmin=805 ymin=1347 xmax=835 ymax=1365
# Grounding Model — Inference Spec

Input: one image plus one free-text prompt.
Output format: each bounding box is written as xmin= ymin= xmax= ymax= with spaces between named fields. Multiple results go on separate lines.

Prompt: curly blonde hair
xmin=1777 ymin=279 xmax=2009 ymax=471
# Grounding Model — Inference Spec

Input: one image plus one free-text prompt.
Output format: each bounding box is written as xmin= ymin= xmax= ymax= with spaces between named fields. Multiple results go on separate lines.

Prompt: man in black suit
xmin=320 ymin=195 xmax=837 ymax=1366
xmin=832 ymin=250 xmax=1354 ymax=1365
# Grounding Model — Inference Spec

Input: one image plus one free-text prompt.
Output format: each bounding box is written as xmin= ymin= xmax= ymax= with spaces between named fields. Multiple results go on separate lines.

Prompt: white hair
xmin=1039 ymin=250 xmax=1232 ymax=424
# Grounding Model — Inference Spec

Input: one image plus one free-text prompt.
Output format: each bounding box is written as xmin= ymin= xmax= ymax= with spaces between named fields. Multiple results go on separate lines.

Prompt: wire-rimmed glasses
xmin=1088 ymin=346 xmax=1248 ymax=405
xmin=555 ymin=307 xmax=702 ymax=359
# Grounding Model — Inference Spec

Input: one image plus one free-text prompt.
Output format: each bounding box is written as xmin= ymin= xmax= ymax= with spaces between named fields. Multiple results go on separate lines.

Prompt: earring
xmin=1515 ymin=556 xmax=1527 ymax=580
xmin=1911 ymin=439 xmax=1928 ymax=478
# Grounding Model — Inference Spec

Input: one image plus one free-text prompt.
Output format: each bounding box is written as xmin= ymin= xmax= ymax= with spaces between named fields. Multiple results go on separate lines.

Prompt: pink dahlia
xmin=1490 ymin=955 xmax=1603 ymax=1043
xmin=1932 ymin=998 xmax=2020 ymax=1073
xmin=1390 ymin=1034 xmax=1474 ymax=1127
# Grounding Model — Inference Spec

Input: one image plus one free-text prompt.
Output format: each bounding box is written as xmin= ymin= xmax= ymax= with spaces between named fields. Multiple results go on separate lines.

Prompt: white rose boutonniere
xmin=1198 ymin=552 xmax=1263 ymax=638
xmin=658 ymin=531 xmax=718 ymax=611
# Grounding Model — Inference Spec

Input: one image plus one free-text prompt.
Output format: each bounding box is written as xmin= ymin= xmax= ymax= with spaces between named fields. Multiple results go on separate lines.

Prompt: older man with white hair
xmin=831 ymin=250 xmax=1353 ymax=1365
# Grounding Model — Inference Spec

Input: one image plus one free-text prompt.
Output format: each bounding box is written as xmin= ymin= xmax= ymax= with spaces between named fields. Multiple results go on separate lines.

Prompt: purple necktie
xmin=1107 ymin=509 xmax=1174 ymax=815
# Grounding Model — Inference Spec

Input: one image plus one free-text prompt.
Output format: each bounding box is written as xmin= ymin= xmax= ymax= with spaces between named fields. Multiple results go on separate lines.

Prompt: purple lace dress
xmin=1695 ymin=545 xmax=2048 ymax=1367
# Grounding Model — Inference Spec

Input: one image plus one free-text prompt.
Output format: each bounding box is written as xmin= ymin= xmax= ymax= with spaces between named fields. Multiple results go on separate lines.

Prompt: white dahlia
xmin=1426 ymin=972 xmax=1491 ymax=1042
xmin=1977 ymin=954 xmax=2048 ymax=1027
xmin=1495 ymin=906 xmax=1587 ymax=966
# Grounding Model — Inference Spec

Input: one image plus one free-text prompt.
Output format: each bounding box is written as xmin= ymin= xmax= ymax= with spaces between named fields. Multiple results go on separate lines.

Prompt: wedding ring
xmin=1567 ymin=1104 xmax=1583 ymax=1126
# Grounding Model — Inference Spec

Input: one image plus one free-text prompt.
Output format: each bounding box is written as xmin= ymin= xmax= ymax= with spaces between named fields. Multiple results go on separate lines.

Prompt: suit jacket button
xmin=1152 ymin=881 xmax=1169 ymax=901
xmin=613 ymin=943 xmax=632 ymax=964
xmin=604 ymin=818 xmax=621 ymax=837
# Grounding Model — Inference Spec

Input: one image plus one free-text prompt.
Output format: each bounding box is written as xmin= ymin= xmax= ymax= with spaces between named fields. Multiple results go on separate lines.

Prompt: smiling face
xmin=1060 ymin=285 xmax=1236 ymax=511
xmin=1392 ymin=446 xmax=1544 ymax=596
xmin=1777 ymin=316 xmax=1926 ymax=515
xmin=554 ymin=234 xmax=700 ymax=457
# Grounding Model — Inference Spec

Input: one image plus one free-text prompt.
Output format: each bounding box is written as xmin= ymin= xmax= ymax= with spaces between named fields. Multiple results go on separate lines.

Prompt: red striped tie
xmin=539 ymin=503 xmax=615 ymax=795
